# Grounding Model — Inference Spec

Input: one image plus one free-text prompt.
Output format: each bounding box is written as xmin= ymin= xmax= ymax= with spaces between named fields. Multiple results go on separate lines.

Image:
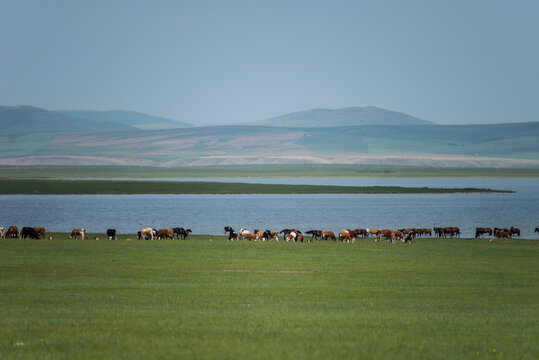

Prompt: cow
xmin=224 ymin=226 xmax=239 ymax=241
xmin=107 ymin=229 xmax=116 ymax=240
xmin=535 ymin=227 xmax=539 ymax=233
xmin=305 ymin=230 xmax=322 ymax=241
xmin=377 ymin=229 xmax=405 ymax=243
xmin=285 ymin=230 xmax=301 ymax=242
xmin=510 ymin=226 xmax=520 ymax=237
xmin=20 ymin=227 xmax=40 ymax=239
xmin=0 ymin=227 xmax=4 ymax=239
xmin=496 ymin=230 xmax=511 ymax=239
xmin=137 ymin=231 xmax=143 ymax=240
xmin=33 ymin=227 xmax=45 ymax=239
xmin=179 ymin=228 xmax=192 ymax=239
xmin=156 ymin=228 xmax=174 ymax=240
xmin=338 ymin=229 xmax=355 ymax=243
xmin=368 ymin=228 xmax=380 ymax=237
xmin=321 ymin=230 xmax=336 ymax=241
xmin=475 ymin=227 xmax=493 ymax=238
xmin=6 ymin=226 xmax=18 ymax=238
xmin=404 ymin=231 xmax=416 ymax=243
xmin=140 ymin=227 xmax=155 ymax=240
xmin=69 ymin=228 xmax=86 ymax=240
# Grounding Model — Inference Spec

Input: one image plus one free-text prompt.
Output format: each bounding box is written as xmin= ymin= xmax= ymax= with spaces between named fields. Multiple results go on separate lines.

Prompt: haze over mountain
xmin=246 ymin=106 xmax=435 ymax=127
xmin=0 ymin=106 xmax=136 ymax=133
xmin=56 ymin=109 xmax=193 ymax=130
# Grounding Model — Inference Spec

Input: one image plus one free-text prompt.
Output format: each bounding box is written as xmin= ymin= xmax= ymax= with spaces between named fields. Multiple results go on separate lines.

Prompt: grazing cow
xmin=368 ymin=228 xmax=380 ymax=237
xmin=156 ymin=228 xmax=174 ymax=240
xmin=0 ymin=227 xmax=4 ymax=239
xmin=140 ymin=227 xmax=155 ymax=240
xmin=33 ymin=227 xmax=45 ymax=239
xmin=285 ymin=230 xmax=300 ymax=242
xmin=321 ymin=230 xmax=336 ymax=241
xmin=137 ymin=231 xmax=142 ymax=240
xmin=306 ymin=230 xmax=322 ymax=241
xmin=6 ymin=226 xmax=18 ymax=238
xmin=20 ymin=227 xmax=40 ymax=239
xmin=238 ymin=228 xmax=252 ymax=240
xmin=377 ymin=229 xmax=405 ymax=243
xmin=224 ymin=226 xmax=239 ymax=241
xmin=404 ymin=231 xmax=416 ymax=243
xmin=69 ymin=228 xmax=86 ymax=240
xmin=510 ymin=226 xmax=520 ymax=237
xmin=338 ymin=229 xmax=355 ymax=243
xmin=107 ymin=229 xmax=116 ymax=240
xmin=535 ymin=227 xmax=539 ymax=233
xmin=243 ymin=233 xmax=258 ymax=241
xmin=496 ymin=230 xmax=511 ymax=239
xmin=180 ymin=228 xmax=192 ymax=239
xmin=475 ymin=227 xmax=493 ymax=238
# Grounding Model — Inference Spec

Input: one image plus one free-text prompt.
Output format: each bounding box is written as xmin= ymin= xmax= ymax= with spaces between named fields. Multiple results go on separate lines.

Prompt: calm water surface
xmin=1 ymin=178 xmax=538 ymax=238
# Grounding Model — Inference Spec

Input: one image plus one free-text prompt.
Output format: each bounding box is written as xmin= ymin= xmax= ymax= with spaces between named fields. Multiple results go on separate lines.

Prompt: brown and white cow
xmin=140 ymin=227 xmax=156 ymax=240
xmin=338 ymin=229 xmax=355 ymax=243
xmin=0 ymin=227 xmax=4 ymax=239
xmin=69 ymin=228 xmax=86 ymax=239
xmin=321 ymin=230 xmax=336 ymax=241
xmin=6 ymin=226 xmax=19 ymax=238
xmin=377 ymin=229 xmax=405 ymax=243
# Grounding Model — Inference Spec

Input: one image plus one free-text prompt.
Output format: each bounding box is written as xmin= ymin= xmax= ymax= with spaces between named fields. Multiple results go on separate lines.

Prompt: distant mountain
xmin=0 ymin=106 xmax=137 ymax=133
xmin=246 ymin=106 xmax=434 ymax=127
xmin=56 ymin=109 xmax=193 ymax=130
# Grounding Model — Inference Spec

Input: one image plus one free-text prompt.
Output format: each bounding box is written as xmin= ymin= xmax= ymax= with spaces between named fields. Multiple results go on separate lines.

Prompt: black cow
xmin=224 ymin=226 xmax=238 ymax=241
xmin=20 ymin=227 xmax=40 ymax=239
xmin=107 ymin=229 xmax=116 ymax=240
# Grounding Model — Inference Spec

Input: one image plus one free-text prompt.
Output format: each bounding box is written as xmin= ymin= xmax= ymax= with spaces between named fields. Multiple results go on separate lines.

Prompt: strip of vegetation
xmin=0 ymin=179 xmax=512 ymax=194
xmin=0 ymin=164 xmax=538 ymax=178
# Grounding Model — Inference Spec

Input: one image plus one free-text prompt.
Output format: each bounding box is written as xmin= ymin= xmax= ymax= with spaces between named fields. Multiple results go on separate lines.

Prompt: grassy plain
xmin=1 ymin=235 xmax=537 ymax=359
xmin=1 ymin=164 xmax=538 ymax=179
xmin=0 ymin=179 xmax=510 ymax=194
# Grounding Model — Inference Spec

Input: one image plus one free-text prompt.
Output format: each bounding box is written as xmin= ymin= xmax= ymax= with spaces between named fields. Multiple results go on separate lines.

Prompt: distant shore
xmin=0 ymin=179 xmax=512 ymax=195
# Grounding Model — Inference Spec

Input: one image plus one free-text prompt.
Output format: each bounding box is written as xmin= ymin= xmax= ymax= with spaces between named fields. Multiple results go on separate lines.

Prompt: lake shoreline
xmin=0 ymin=179 xmax=512 ymax=195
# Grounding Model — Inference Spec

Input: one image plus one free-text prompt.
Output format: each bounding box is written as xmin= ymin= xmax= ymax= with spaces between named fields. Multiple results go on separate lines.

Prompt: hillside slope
xmin=246 ymin=106 xmax=435 ymax=127
xmin=0 ymin=106 xmax=137 ymax=133
xmin=57 ymin=109 xmax=193 ymax=130
xmin=0 ymin=122 xmax=538 ymax=167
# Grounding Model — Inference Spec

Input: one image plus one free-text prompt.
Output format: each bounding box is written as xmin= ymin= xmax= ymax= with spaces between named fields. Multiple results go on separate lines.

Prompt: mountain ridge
xmin=245 ymin=106 xmax=435 ymax=127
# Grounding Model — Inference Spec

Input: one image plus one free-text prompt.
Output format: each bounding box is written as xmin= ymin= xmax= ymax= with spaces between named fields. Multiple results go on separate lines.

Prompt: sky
xmin=1 ymin=0 xmax=538 ymax=125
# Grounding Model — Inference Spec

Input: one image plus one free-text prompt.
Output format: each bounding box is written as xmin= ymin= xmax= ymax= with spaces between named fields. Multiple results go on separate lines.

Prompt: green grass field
xmin=1 ymin=235 xmax=537 ymax=359
xmin=0 ymin=179 xmax=510 ymax=195
xmin=1 ymin=164 xmax=538 ymax=178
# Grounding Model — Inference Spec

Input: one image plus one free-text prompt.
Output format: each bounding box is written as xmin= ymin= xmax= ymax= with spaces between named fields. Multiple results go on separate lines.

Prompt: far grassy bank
xmin=0 ymin=179 xmax=511 ymax=195
xmin=0 ymin=164 xmax=538 ymax=178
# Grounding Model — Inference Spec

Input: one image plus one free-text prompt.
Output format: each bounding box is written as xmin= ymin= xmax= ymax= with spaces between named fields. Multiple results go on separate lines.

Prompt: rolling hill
xmin=0 ymin=106 xmax=137 ymax=133
xmin=245 ymin=106 xmax=435 ymax=127
xmin=0 ymin=121 xmax=538 ymax=167
xmin=56 ymin=109 xmax=193 ymax=130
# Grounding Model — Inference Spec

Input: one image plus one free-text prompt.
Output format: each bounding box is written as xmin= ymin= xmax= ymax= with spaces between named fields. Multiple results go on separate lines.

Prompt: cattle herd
xmin=0 ymin=225 xmax=536 ymax=242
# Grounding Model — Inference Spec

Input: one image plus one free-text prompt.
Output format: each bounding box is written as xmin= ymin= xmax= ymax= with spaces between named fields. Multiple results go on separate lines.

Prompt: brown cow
xmin=6 ymin=226 xmax=19 ymax=238
xmin=33 ymin=227 xmax=45 ymax=239
xmin=338 ymin=229 xmax=357 ymax=243
xmin=321 ymin=230 xmax=336 ymax=241
xmin=69 ymin=228 xmax=86 ymax=239
xmin=496 ymin=230 xmax=511 ymax=239
xmin=156 ymin=228 xmax=174 ymax=240
xmin=475 ymin=227 xmax=493 ymax=238
xmin=377 ymin=229 xmax=405 ymax=243
xmin=368 ymin=228 xmax=380 ymax=237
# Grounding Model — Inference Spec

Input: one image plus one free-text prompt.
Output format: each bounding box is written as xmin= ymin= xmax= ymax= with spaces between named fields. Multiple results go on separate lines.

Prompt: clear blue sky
xmin=1 ymin=0 xmax=538 ymax=125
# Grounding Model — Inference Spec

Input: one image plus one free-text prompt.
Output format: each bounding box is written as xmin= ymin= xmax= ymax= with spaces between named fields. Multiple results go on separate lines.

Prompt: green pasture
xmin=0 ymin=179 xmax=510 ymax=195
xmin=1 ymin=164 xmax=538 ymax=179
xmin=1 ymin=235 xmax=537 ymax=359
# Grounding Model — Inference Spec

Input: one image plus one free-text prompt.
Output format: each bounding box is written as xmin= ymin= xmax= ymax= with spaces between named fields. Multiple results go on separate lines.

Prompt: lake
xmin=1 ymin=178 xmax=538 ymax=238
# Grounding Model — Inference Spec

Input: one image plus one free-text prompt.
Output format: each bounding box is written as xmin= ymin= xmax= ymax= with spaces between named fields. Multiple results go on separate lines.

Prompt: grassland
xmin=1 ymin=164 xmax=538 ymax=179
xmin=0 ymin=179 xmax=511 ymax=195
xmin=0 ymin=235 xmax=537 ymax=359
